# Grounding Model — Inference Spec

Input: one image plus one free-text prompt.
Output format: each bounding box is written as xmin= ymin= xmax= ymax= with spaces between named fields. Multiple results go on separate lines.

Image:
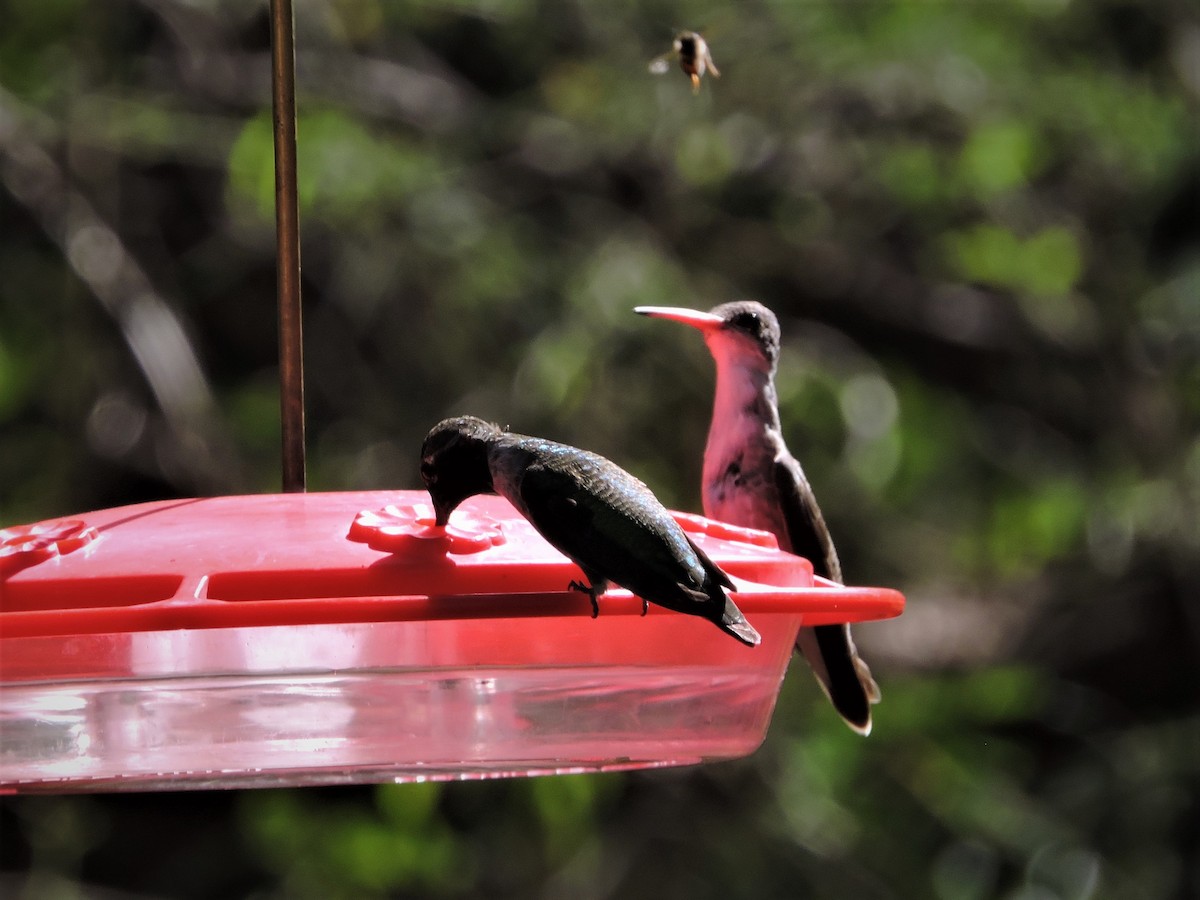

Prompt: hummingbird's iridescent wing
xmin=517 ymin=450 xmax=710 ymax=598
xmin=773 ymin=456 xmax=880 ymax=721
xmin=772 ymin=455 xmax=842 ymax=583
xmin=648 ymin=54 xmax=673 ymax=75
xmin=512 ymin=442 xmax=759 ymax=646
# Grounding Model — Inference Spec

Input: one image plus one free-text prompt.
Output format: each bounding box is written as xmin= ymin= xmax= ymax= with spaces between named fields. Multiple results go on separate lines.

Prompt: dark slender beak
xmin=634 ymin=306 xmax=723 ymax=333
xmin=431 ymin=497 xmax=453 ymax=527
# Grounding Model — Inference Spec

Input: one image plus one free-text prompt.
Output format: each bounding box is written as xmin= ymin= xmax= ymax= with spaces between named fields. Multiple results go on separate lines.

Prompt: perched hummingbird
xmin=635 ymin=301 xmax=880 ymax=733
xmin=420 ymin=415 xmax=761 ymax=647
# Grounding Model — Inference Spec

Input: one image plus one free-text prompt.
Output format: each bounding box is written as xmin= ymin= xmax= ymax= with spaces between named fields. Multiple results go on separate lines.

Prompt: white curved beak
xmin=634 ymin=306 xmax=723 ymax=332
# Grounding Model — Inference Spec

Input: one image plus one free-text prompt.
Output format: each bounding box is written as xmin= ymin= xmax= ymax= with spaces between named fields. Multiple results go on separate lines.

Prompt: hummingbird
xmin=648 ymin=31 xmax=720 ymax=94
xmin=635 ymin=301 xmax=880 ymax=734
xmin=420 ymin=415 xmax=761 ymax=647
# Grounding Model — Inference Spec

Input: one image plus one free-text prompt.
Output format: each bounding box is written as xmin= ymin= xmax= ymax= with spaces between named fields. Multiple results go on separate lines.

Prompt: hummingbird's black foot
xmin=641 ymin=597 xmax=648 ymax=616
xmin=568 ymin=579 xmax=600 ymax=618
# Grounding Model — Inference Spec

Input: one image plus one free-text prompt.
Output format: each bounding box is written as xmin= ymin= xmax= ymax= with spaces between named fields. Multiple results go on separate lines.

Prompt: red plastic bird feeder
xmin=0 ymin=2 xmax=903 ymax=793
xmin=0 ymin=494 xmax=902 ymax=792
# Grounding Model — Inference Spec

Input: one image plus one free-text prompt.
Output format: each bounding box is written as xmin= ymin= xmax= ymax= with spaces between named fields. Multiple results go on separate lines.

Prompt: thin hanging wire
xmin=270 ymin=0 xmax=306 ymax=492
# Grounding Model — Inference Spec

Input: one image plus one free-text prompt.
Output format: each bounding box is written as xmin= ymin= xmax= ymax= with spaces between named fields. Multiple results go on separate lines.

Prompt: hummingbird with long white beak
xmin=420 ymin=415 xmax=761 ymax=647
xmin=635 ymin=301 xmax=880 ymax=733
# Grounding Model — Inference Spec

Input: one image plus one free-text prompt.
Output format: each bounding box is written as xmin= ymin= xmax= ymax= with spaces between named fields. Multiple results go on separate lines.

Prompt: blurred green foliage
xmin=2 ymin=0 xmax=1198 ymax=897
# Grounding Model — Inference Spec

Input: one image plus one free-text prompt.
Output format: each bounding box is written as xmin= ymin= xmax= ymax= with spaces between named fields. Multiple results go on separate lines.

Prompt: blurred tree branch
xmin=1 ymin=86 xmax=242 ymax=494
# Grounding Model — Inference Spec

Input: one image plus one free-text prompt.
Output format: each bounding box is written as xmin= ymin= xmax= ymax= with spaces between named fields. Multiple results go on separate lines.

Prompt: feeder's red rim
xmin=1 ymin=493 xmax=905 ymax=640
xmin=0 ymin=582 xmax=903 ymax=640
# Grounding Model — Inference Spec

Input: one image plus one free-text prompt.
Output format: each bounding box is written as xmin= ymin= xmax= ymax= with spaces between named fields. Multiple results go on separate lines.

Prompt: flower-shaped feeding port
xmin=671 ymin=511 xmax=779 ymax=549
xmin=0 ymin=519 xmax=99 ymax=576
xmin=347 ymin=502 xmax=506 ymax=555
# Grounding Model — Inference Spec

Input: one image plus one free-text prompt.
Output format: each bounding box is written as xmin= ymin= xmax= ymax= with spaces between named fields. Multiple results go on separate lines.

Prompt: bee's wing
xmin=648 ymin=54 xmax=674 ymax=75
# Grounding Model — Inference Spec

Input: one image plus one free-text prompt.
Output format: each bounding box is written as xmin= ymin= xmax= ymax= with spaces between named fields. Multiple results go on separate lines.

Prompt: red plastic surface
xmin=0 ymin=491 xmax=904 ymax=792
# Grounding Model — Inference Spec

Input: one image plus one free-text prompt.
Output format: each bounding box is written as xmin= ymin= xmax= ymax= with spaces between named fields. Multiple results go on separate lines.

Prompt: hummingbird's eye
xmin=729 ymin=311 xmax=760 ymax=334
xmin=420 ymin=459 xmax=437 ymax=482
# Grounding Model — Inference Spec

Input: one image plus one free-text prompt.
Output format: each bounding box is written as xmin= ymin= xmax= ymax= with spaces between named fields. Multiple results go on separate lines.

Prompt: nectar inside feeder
xmin=0 ymin=491 xmax=904 ymax=793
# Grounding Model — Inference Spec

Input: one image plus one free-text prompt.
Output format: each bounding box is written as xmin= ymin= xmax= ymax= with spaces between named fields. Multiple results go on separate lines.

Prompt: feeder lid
xmin=0 ymin=491 xmax=903 ymax=792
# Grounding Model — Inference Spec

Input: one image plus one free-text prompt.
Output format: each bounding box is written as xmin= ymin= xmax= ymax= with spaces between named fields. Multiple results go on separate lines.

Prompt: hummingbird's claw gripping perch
xmin=568 ymin=579 xmax=601 ymax=618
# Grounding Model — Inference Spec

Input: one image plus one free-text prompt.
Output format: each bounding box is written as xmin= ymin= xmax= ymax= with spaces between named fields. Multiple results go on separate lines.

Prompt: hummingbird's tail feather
xmin=858 ymin=654 xmax=882 ymax=705
xmin=796 ymin=624 xmax=879 ymax=735
xmin=718 ymin=596 xmax=761 ymax=647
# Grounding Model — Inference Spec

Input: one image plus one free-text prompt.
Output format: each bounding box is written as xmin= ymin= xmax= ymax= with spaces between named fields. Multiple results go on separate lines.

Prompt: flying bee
xmin=649 ymin=30 xmax=719 ymax=94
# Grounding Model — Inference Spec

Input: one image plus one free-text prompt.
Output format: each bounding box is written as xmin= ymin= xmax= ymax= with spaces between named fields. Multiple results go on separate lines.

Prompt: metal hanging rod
xmin=270 ymin=0 xmax=306 ymax=492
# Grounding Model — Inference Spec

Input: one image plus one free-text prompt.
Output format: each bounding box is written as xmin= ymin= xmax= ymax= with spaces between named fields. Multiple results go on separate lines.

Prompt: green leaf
xmin=957 ymin=121 xmax=1039 ymax=198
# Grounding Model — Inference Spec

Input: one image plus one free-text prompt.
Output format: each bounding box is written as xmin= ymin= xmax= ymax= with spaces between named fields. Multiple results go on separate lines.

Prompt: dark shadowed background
xmin=2 ymin=0 xmax=1198 ymax=897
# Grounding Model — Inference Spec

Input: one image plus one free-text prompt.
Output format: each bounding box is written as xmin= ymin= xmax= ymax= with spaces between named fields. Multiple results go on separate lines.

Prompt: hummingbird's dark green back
xmin=492 ymin=431 xmax=758 ymax=646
